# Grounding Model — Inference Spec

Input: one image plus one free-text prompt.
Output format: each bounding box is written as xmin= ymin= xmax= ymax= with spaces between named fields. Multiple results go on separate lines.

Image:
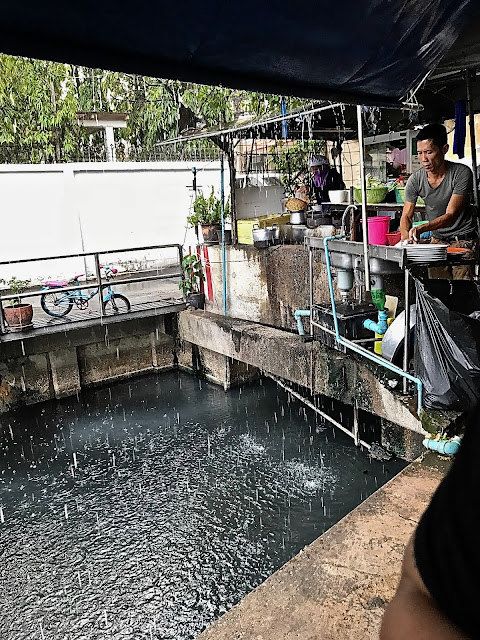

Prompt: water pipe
xmin=294 ymin=309 xmax=311 ymax=336
xmin=323 ymin=235 xmax=423 ymax=415
xmin=423 ymin=437 xmax=461 ymax=456
xmin=364 ymin=309 xmax=389 ymax=336
xmin=220 ymin=152 xmax=227 ymax=316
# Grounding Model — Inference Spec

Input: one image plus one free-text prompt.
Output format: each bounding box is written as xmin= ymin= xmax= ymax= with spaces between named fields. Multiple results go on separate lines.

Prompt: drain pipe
xmin=356 ymin=104 xmax=371 ymax=292
xmin=324 ymin=235 xmax=423 ymax=415
xmin=423 ymin=436 xmax=461 ymax=456
xmin=267 ymin=373 xmax=371 ymax=450
xmin=294 ymin=309 xmax=311 ymax=336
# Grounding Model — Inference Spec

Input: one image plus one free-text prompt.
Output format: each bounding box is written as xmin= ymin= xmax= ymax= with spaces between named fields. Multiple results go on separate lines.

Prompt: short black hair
xmin=416 ymin=123 xmax=448 ymax=149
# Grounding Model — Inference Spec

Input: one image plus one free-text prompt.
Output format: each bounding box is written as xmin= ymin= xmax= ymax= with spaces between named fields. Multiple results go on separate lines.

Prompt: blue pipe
xmin=294 ymin=309 xmax=311 ymax=336
xmin=323 ymin=235 xmax=423 ymax=415
xmin=220 ymin=153 xmax=227 ymax=316
xmin=364 ymin=309 xmax=389 ymax=336
xmin=423 ymin=437 xmax=461 ymax=456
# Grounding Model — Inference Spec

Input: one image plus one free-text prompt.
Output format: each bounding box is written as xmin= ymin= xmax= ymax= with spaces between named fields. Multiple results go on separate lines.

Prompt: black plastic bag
xmin=414 ymin=278 xmax=480 ymax=410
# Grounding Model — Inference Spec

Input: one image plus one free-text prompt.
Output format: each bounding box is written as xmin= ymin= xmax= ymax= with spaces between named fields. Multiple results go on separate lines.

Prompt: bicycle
xmin=40 ymin=265 xmax=131 ymax=318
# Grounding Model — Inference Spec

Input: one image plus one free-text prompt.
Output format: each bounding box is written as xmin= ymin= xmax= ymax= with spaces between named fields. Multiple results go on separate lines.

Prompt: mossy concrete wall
xmin=0 ymin=316 xmax=175 ymax=414
xmin=205 ymin=244 xmax=404 ymax=330
xmin=178 ymin=309 xmax=458 ymax=461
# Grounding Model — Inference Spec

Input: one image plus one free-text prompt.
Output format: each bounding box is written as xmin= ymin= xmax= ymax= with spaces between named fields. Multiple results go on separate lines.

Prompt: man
xmin=399 ymin=123 xmax=478 ymax=279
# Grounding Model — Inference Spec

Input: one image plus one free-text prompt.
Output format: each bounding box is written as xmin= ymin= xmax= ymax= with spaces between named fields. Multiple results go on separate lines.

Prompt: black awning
xmin=0 ymin=0 xmax=477 ymax=106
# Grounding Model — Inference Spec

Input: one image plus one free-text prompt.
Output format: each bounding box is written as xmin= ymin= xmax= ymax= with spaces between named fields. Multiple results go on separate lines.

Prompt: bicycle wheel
xmin=103 ymin=294 xmax=131 ymax=314
xmin=41 ymin=291 xmax=73 ymax=317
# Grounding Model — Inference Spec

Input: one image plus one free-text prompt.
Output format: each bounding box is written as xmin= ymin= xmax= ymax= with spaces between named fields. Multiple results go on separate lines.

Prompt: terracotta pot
xmin=201 ymin=224 xmax=221 ymax=243
xmin=187 ymin=292 xmax=205 ymax=309
xmin=4 ymin=303 xmax=33 ymax=332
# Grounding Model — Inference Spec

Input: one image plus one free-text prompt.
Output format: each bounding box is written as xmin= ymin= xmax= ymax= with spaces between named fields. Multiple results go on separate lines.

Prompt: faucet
xmin=340 ymin=204 xmax=359 ymax=240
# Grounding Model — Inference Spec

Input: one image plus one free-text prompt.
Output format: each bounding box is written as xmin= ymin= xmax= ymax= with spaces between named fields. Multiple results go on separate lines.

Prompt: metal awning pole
xmin=466 ymin=69 xmax=479 ymax=208
xmin=220 ymin=151 xmax=227 ymax=316
xmin=356 ymin=105 xmax=371 ymax=291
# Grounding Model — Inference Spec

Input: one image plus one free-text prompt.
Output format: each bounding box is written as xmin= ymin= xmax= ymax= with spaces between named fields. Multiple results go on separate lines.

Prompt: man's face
xmin=417 ymin=139 xmax=448 ymax=173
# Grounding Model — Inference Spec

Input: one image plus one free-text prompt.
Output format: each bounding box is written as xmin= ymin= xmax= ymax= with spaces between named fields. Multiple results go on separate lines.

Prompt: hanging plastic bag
xmin=414 ymin=278 xmax=480 ymax=410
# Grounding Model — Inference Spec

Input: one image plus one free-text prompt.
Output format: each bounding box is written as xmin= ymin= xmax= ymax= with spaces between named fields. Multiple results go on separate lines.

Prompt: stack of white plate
xmin=406 ymin=244 xmax=448 ymax=263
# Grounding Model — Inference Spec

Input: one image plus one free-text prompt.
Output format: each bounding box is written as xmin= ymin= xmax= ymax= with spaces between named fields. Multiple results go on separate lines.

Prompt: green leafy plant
xmin=6 ymin=276 xmax=31 ymax=306
xmin=187 ymin=187 xmax=231 ymax=227
xmin=179 ymin=254 xmax=205 ymax=296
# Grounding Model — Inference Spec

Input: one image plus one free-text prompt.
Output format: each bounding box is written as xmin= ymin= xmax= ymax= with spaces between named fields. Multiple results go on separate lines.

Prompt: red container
xmin=386 ymin=231 xmax=401 ymax=246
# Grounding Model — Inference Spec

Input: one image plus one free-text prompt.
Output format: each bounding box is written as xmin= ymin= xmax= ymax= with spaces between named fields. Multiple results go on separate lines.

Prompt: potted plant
xmin=179 ymin=254 xmax=206 ymax=309
xmin=2 ymin=277 xmax=33 ymax=332
xmin=187 ymin=187 xmax=230 ymax=243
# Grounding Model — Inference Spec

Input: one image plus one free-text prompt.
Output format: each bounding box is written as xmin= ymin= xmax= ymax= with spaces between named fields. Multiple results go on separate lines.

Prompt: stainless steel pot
xmin=290 ymin=210 xmax=306 ymax=225
xmin=253 ymin=224 xmax=274 ymax=248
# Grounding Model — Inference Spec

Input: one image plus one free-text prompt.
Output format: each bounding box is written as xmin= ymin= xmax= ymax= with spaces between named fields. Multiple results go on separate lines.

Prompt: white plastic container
xmin=328 ymin=190 xmax=349 ymax=204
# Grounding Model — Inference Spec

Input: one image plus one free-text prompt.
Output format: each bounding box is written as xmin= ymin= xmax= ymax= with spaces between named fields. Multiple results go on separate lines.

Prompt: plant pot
xmin=201 ymin=224 xmax=221 ymax=243
xmin=187 ymin=292 xmax=205 ymax=309
xmin=4 ymin=303 xmax=33 ymax=331
xmin=215 ymin=229 xmax=232 ymax=244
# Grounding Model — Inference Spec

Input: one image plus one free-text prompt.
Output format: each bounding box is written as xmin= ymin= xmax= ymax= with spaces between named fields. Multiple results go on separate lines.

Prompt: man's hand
xmin=408 ymin=228 xmax=418 ymax=243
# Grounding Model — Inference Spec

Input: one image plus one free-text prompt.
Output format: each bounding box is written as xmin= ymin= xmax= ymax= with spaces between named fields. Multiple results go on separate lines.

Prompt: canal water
xmin=0 ymin=372 xmax=405 ymax=640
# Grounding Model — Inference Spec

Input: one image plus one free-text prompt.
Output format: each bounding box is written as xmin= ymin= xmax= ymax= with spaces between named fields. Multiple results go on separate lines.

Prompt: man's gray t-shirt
xmin=404 ymin=162 xmax=477 ymax=239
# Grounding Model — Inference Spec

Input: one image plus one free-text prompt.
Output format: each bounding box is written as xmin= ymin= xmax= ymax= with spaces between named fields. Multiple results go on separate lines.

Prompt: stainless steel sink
xmin=365 ymin=257 xmax=402 ymax=275
xmin=319 ymin=251 xmax=354 ymax=269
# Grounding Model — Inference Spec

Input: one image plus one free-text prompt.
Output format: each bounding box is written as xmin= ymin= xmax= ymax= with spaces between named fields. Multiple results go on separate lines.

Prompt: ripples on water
xmin=0 ymin=372 xmax=405 ymax=639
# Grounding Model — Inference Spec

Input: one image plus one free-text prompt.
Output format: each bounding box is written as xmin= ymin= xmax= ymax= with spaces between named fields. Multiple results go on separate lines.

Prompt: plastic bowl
xmin=353 ymin=186 xmax=388 ymax=204
xmin=328 ymin=190 xmax=349 ymax=204
xmin=386 ymin=231 xmax=401 ymax=246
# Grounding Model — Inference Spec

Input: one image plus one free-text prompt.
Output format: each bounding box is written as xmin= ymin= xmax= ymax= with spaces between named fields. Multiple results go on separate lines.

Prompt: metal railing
xmin=0 ymin=243 xmax=184 ymax=335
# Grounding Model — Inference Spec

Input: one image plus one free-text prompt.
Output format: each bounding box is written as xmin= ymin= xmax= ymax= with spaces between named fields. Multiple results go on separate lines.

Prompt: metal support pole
xmin=309 ymin=247 xmax=314 ymax=336
xmin=356 ymin=105 xmax=371 ymax=291
xmin=220 ymin=152 xmax=227 ymax=316
xmin=403 ymin=268 xmax=410 ymax=394
xmin=353 ymin=400 xmax=359 ymax=446
xmin=0 ymin=298 xmax=6 ymax=334
xmin=94 ymin=253 xmax=104 ymax=320
xmin=466 ymin=69 xmax=479 ymax=208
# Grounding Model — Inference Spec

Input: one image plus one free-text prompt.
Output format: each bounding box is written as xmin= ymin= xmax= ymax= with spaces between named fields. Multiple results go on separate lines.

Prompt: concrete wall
xmin=0 ymin=162 xmax=227 ymax=284
xmin=203 ymin=244 xmax=405 ymax=331
xmin=204 ymin=244 xmax=335 ymax=330
xmin=0 ymin=315 xmax=175 ymax=413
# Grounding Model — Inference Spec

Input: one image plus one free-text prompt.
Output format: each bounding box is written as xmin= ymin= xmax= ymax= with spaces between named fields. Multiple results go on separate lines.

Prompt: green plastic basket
xmin=395 ymin=186 xmax=425 ymax=206
xmin=353 ymin=186 xmax=388 ymax=204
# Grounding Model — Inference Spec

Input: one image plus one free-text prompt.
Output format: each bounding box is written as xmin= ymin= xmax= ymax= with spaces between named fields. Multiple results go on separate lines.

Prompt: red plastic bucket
xmin=361 ymin=216 xmax=390 ymax=245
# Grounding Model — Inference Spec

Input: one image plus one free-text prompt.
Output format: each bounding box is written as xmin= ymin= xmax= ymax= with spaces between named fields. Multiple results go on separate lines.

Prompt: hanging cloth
xmin=453 ymin=100 xmax=467 ymax=159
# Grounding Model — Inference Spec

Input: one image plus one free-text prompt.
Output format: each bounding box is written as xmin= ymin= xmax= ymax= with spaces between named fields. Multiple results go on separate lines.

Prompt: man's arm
xmin=380 ymin=536 xmax=469 ymax=640
xmin=411 ymin=194 xmax=465 ymax=240
xmin=400 ymin=201 xmax=415 ymax=241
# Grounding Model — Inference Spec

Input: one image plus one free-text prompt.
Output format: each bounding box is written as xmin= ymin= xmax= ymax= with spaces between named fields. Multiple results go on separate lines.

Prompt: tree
xmin=0 ymin=56 xmax=80 ymax=163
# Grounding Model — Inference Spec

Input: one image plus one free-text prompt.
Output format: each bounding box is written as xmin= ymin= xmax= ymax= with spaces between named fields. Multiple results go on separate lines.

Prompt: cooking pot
xmin=290 ymin=210 xmax=306 ymax=225
xmin=253 ymin=224 xmax=274 ymax=248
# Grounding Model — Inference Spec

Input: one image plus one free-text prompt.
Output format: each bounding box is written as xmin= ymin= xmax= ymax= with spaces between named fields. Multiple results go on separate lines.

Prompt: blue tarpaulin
xmin=0 ymin=0 xmax=477 ymax=105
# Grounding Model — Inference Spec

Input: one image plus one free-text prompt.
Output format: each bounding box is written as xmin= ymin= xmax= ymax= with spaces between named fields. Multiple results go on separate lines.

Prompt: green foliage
xmin=187 ymin=187 xmax=231 ymax=226
xmin=179 ymin=254 xmax=205 ymax=295
xmin=0 ymin=54 xmax=314 ymax=163
xmin=6 ymin=276 xmax=31 ymax=306
xmin=270 ymin=140 xmax=327 ymax=197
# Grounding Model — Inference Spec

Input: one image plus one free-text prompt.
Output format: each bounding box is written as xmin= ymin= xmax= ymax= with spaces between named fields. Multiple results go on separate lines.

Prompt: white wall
xmin=0 ymin=161 xmax=227 ymax=284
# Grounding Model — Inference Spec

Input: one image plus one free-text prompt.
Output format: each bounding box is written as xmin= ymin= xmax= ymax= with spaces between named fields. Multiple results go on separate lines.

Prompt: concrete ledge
xmin=199 ymin=454 xmax=448 ymax=640
xmin=178 ymin=310 xmax=427 ymax=439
